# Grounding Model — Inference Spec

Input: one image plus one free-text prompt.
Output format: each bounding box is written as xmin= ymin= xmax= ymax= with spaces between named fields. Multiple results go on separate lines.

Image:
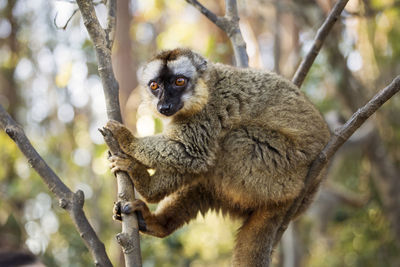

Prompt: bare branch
xmin=105 ymin=0 xmax=116 ymax=49
xmin=274 ymin=75 xmax=400 ymax=245
xmin=223 ymin=0 xmax=248 ymax=67
xmin=0 ymin=105 xmax=112 ymax=267
xmin=54 ymin=9 xmax=79 ymax=30
xmin=76 ymin=0 xmax=142 ymax=266
xmin=186 ymin=0 xmax=249 ymax=67
xmin=292 ymin=0 xmax=349 ymax=87
xmin=99 ymin=127 xmax=142 ymax=265
xmin=185 ymin=0 xmax=218 ymax=24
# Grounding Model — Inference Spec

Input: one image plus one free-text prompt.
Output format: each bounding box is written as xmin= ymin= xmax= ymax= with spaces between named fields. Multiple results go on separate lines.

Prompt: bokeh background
xmin=0 ymin=0 xmax=400 ymax=266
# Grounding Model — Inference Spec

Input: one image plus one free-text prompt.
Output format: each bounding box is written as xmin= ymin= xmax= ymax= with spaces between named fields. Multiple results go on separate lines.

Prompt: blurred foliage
xmin=307 ymin=201 xmax=400 ymax=267
xmin=0 ymin=0 xmax=399 ymax=266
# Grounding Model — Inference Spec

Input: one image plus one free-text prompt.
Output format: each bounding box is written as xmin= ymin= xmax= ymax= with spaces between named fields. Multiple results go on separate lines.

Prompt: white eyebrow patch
xmin=139 ymin=59 xmax=163 ymax=85
xmin=167 ymin=56 xmax=196 ymax=78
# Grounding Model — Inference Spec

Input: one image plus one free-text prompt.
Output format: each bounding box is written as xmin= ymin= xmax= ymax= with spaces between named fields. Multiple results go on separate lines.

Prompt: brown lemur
xmin=105 ymin=48 xmax=330 ymax=266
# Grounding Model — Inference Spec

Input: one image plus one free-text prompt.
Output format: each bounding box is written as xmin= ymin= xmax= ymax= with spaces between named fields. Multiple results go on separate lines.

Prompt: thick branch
xmin=76 ymin=0 xmax=121 ymax=121
xmin=76 ymin=0 xmax=142 ymax=266
xmin=292 ymin=0 xmax=349 ymax=87
xmin=274 ymin=75 xmax=400 ymax=245
xmin=99 ymin=127 xmax=141 ymax=260
xmin=0 ymin=105 xmax=112 ymax=267
xmin=186 ymin=0 xmax=249 ymax=67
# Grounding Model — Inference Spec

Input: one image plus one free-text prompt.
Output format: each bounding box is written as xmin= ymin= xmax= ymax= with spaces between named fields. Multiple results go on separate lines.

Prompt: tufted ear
xmin=191 ymin=52 xmax=208 ymax=73
xmin=137 ymin=64 xmax=144 ymax=82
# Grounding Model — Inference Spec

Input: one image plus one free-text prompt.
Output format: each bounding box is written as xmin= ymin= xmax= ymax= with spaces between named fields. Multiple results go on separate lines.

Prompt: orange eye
xmin=175 ymin=77 xmax=186 ymax=86
xmin=150 ymin=82 xmax=159 ymax=90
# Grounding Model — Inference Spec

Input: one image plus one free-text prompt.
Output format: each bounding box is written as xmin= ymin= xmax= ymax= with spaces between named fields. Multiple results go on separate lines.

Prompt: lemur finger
xmin=110 ymin=166 xmax=122 ymax=174
xmin=113 ymin=214 xmax=122 ymax=221
xmin=113 ymin=201 xmax=122 ymax=221
xmin=108 ymin=153 xmax=129 ymax=163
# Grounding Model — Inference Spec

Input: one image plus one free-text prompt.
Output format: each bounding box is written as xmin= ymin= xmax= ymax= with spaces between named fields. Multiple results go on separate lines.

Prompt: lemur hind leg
xmin=116 ymin=184 xmax=214 ymax=238
xmin=232 ymin=206 xmax=287 ymax=267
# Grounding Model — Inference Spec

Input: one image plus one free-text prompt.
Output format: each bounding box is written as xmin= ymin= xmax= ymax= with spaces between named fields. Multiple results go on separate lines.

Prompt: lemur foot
xmin=113 ymin=200 xmax=148 ymax=231
xmin=113 ymin=201 xmax=123 ymax=221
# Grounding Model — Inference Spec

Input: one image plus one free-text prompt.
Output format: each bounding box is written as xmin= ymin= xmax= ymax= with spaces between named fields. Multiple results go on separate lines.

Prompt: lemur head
xmin=138 ymin=48 xmax=209 ymax=117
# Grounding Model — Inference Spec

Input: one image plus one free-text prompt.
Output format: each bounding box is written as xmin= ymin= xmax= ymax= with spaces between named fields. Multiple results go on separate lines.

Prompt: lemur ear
xmin=192 ymin=52 xmax=208 ymax=73
xmin=137 ymin=63 xmax=148 ymax=86
xmin=137 ymin=64 xmax=144 ymax=81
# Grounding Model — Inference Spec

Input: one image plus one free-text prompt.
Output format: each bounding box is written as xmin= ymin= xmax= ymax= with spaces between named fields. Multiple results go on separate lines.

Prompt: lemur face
xmin=139 ymin=49 xmax=207 ymax=117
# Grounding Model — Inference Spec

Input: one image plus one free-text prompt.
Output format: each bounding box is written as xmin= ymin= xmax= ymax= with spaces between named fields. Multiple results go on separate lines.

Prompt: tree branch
xmin=105 ymin=0 xmax=116 ymax=50
xmin=185 ymin=0 xmax=218 ymax=24
xmin=292 ymin=0 xmax=349 ymax=87
xmin=274 ymin=75 xmax=400 ymax=246
xmin=54 ymin=9 xmax=79 ymax=30
xmin=76 ymin=0 xmax=142 ymax=266
xmin=185 ymin=0 xmax=249 ymax=67
xmin=0 ymin=105 xmax=112 ymax=267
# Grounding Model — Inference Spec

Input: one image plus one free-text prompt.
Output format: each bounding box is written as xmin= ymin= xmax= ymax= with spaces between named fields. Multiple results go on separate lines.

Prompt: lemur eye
xmin=175 ymin=77 xmax=186 ymax=87
xmin=150 ymin=81 xmax=159 ymax=90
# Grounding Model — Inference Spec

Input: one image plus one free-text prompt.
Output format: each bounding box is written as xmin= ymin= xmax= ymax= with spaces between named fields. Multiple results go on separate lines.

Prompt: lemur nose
xmin=158 ymin=103 xmax=173 ymax=115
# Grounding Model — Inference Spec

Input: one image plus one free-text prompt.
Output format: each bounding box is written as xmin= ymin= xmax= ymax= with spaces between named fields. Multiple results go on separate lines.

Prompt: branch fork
xmin=0 ymin=105 xmax=113 ymax=267
xmin=186 ymin=0 xmax=249 ymax=67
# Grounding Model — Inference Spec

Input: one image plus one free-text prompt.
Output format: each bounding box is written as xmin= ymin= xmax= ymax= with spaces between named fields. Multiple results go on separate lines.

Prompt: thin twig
xmin=292 ymin=0 xmax=349 ymax=87
xmin=185 ymin=0 xmax=218 ymax=24
xmin=185 ymin=0 xmax=249 ymax=67
xmin=0 ymin=105 xmax=112 ymax=267
xmin=274 ymin=75 xmax=400 ymax=245
xmin=76 ymin=0 xmax=142 ymax=266
xmin=53 ymin=0 xmax=108 ymax=32
xmin=54 ymin=9 xmax=79 ymax=30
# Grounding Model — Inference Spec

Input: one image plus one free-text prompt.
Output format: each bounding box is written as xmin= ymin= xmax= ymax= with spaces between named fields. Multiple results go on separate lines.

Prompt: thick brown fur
xmin=106 ymin=48 xmax=330 ymax=266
